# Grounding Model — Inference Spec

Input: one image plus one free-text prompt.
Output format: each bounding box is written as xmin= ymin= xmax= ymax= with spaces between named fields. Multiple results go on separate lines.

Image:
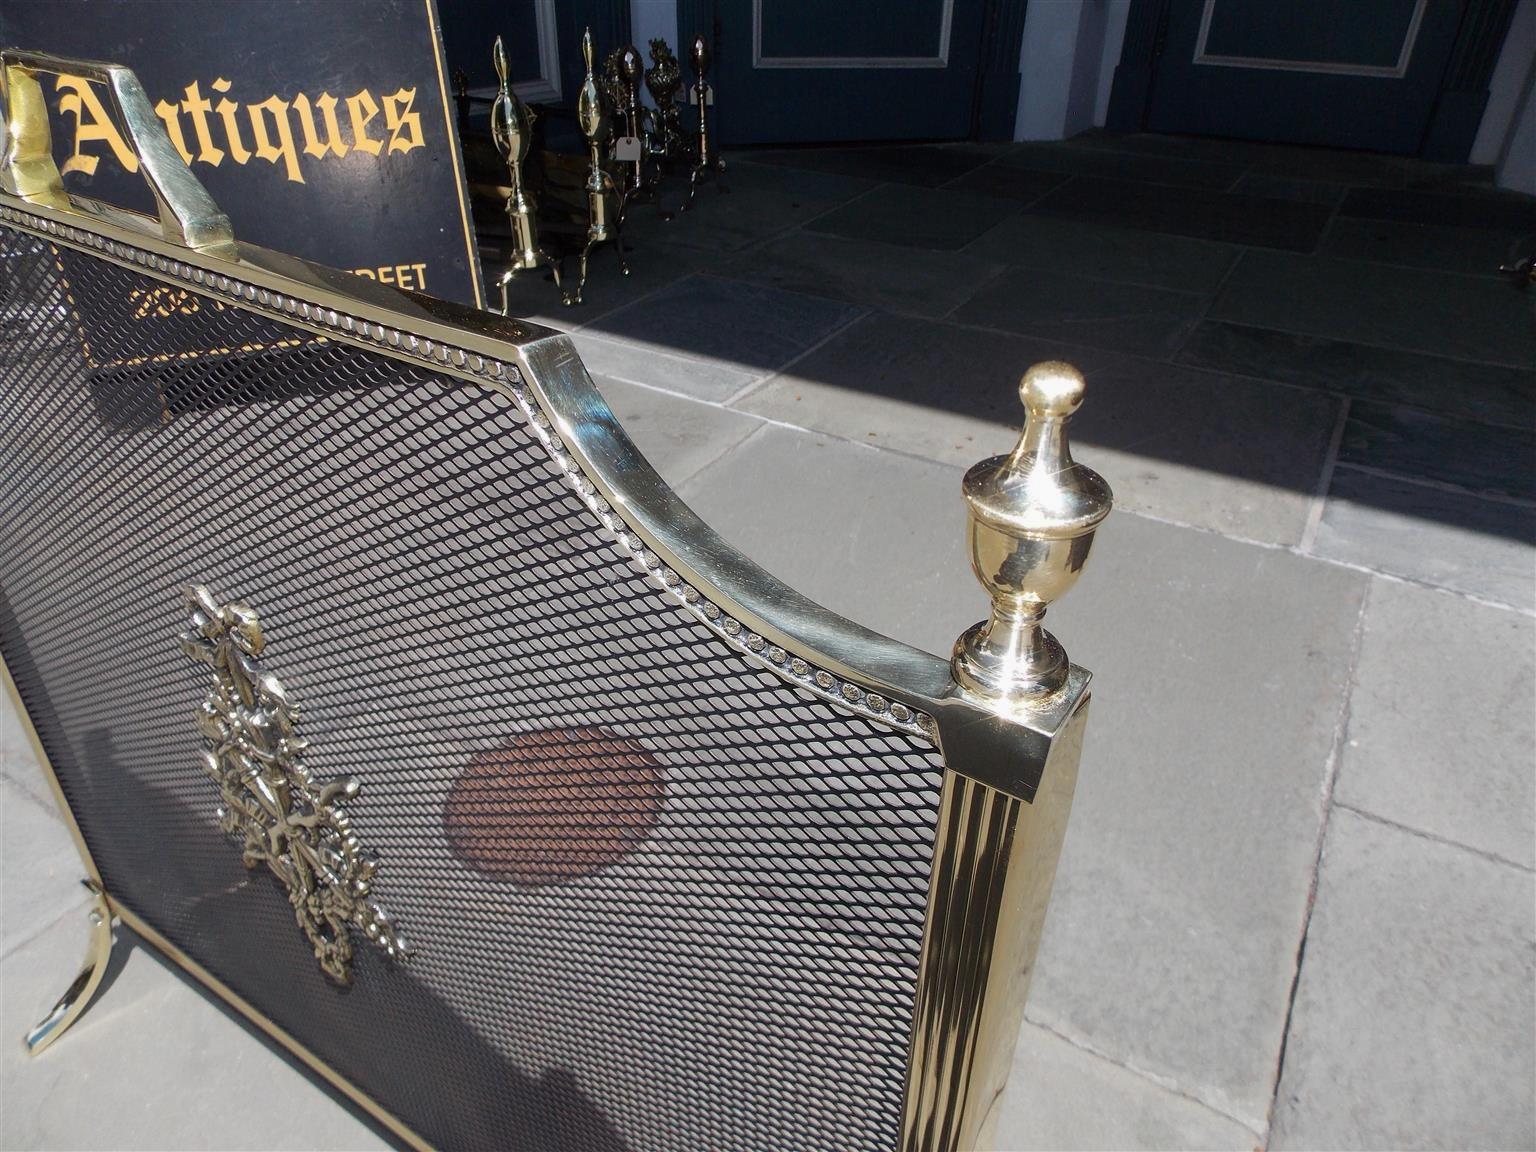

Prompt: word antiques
xmin=55 ymin=72 xmax=427 ymax=185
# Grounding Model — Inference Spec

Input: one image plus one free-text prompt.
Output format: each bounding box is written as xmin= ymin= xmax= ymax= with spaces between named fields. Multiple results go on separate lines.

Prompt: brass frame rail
xmin=0 ymin=48 xmax=1111 ymax=1152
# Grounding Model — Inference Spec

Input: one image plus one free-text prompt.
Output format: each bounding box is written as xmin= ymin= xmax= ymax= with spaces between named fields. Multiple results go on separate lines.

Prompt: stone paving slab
xmin=996 ymin=1024 xmax=1261 ymax=1151
xmin=1028 ymin=177 xmax=1334 ymax=250
xmin=584 ymin=274 xmax=865 ymax=377
xmin=718 ymin=230 xmax=1007 ymax=318
xmin=1339 ymin=184 xmax=1536 ymax=233
xmin=1211 ymin=249 xmax=1536 ymax=366
xmin=677 ymin=421 xmax=1369 ymax=1129
xmin=571 ymin=330 xmax=764 ymax=402
xmin=807 ymin=183 xmax=1021 ymax=250
xmin=940 ymin=164 xmax=1072 ymax=204
xmin=1337 ymin=579 xmax=1536 ymax=869
xmin=1311 ymin=467 xmax=1536 ymax=612
xmin=1175 ymin=319 xmax=1536 ymax=430
xmin=594 ymin=375 xmax=764 ymax=488
xmin=746 ymin=143 xmax=997 ymax=187
xmin=1320 ymin=215 xmax=1530 ymax=276
xmin=995 ymin=142 xmax=1247 ymax=190
xmin=951 ymin=265 xmax=1207 ymax=357
xmin=963 ymin=213 xmax=1241 ymax=293
xmin=1 ymin=690 xmax=54 ymax=813
xmin=1 ymin=779 xmax=91 ymax=957
xmin=738 ymin=312 xmax=1338 ymax=544
xmin=1270 ymin=809 xmax=1536 ymax=1151
xmin=1339 ymin=400 xmax=1536 ymax=503
xmin=1 ymin=893 xmax=388 ymax=1151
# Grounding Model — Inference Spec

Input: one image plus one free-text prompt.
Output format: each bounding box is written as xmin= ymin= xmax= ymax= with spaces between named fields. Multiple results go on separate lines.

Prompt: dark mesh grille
xmin=0 ymin=223 xmax=945 ymax=1151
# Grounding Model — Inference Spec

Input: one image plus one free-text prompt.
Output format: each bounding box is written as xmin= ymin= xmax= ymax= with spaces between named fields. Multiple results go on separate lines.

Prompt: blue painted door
xmin=1146 ymin=0 xmax=1465 ymax=152
xmin=709 ymin=1 xmax=991 ymax=145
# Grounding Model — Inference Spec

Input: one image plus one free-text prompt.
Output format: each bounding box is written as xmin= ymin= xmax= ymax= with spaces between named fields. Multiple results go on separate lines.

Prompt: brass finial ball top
xmin=1020 ymin=360 xmax=1085 ymax=421
xmin=962 ymin=359 xmax=1112 ymax=539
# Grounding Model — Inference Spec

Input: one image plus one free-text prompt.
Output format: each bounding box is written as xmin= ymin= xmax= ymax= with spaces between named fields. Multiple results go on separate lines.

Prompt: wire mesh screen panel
xmin=0 ymin=223 xmax=946 ymax=1151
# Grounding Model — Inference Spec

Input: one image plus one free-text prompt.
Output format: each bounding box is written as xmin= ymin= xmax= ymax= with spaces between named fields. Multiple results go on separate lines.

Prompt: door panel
xmin=713 ymin=0 xmax=987 ymax=145
xmin=1146 ymin=0 xmax=1465 ymax=153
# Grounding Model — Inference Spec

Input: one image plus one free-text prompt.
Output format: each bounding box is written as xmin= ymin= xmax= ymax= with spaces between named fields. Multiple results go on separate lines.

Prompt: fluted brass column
xmin=902 ymin=361 xmax=1112 ymax=1151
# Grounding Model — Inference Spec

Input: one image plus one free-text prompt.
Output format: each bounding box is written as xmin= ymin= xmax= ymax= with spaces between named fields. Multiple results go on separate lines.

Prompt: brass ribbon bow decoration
xmin=181 ymin=585 xmax=406 ymax=983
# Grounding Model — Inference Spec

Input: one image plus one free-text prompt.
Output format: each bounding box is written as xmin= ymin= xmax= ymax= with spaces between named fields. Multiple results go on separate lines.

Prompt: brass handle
xmin=0 ymin=49 xmax=235 ymax=258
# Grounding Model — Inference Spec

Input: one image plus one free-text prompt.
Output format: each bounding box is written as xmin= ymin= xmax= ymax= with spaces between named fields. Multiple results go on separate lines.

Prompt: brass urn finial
xmin=952 ymin=360 xmax=1112 ymax=707
xmin=618 ymin=43 xmax=643 ymax=90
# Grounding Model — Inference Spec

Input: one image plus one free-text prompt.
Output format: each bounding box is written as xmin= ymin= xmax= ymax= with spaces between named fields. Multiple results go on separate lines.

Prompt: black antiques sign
xmin=0 ymin=0 xmax=484 ymax=307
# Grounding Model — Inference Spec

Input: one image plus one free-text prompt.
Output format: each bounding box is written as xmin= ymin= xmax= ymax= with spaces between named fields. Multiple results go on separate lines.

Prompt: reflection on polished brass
xmin=681 ymin=34 xmax=727 ymax=211
xmin=24 ymin=882 xmax=114 ymax=1055
xmin=490 ymin=35 xmax=562 ymax=314
xmin=643 ymin=38 xmax=686 ymax=162
xmin=901 ymin=716 xmax=1086 ymax=1151
xmin=1 ymin=49 xmax=236 ymax=257
xmin=952 ymin=361 xmax=1112 ymax=709
xmin=568 ymin=27 xmax=629 ymax=306
xmin=902 ymin=359 xmax=1109 ymax=1150
xmin=180 ymin=584 xmax=406 ymax=983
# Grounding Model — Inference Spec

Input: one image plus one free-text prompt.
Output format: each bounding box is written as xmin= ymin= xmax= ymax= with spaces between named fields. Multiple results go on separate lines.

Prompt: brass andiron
xmin=682 ymin=33 xmax=727 ymax=211
xmin=952 ymin=360 xmax=1112 ymax=707
xmin=490 ymin=35 xmax=561 ymax=314
xmin=180 ymin=585 xmax=407 ymax=983
xmin=569 ymin=26 xmax=629 ymax=306
xmin=606 ymin=44 xmax=646 ymax=194
xmin=644 ymin=38 xmax=686 ymax=163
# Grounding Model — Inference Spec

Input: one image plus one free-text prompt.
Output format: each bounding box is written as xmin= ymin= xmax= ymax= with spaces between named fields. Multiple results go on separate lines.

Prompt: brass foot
xmin=25 ymin=882 xmax=114 ymax=1055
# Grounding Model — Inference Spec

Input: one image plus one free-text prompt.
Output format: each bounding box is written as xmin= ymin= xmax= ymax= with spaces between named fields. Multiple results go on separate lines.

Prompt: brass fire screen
xmin=0 ymin=47 xmax=1111 ymax=1152
xmin=0 ymin=222 xmax=948 ymax=1149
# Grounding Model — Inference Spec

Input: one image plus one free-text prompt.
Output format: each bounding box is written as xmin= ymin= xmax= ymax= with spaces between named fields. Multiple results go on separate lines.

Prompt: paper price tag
xmin=613 ymin=136 xmax=643 ymax=161
xmin=688 ymin=84 xmax=715 ymax=106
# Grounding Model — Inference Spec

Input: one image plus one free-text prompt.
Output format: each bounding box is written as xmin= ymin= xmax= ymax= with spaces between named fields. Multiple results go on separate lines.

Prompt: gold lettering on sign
xmin=352 ymin=263 xmax=429 ymax=291
xmin=248 ymin=95 xmax=304 ymax=184
xmin=181 ymin=80 xmax=225 ymax=166
xmin=55 ymin=75 xmax=137 ymax=176
xmin=383 ymin=88 xmax=423 ymax=155
xmin=210 ymin=78 xmax=251 ymax=164
xmin=346 ymin=90 xmax=383 ymax=156
xmin=54 ymin=74 xmax=428 ymax=186
xmin=292 ymin=92 xmax=348 ymax=160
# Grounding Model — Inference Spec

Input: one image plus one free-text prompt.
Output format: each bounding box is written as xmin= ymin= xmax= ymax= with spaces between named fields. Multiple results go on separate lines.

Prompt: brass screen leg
xmin=25 ymin=882 xmax=114 ymax=1055
xmin=904 ymin=362 xmax=1110 ymax=1149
